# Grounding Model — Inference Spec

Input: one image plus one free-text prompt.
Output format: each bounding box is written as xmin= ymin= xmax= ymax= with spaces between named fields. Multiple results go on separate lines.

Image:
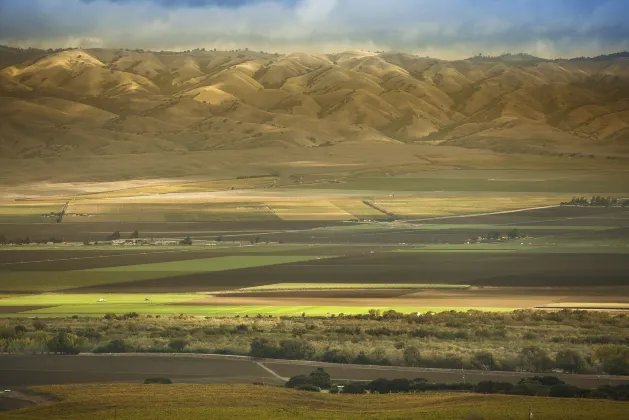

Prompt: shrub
xmin=295 ymin=384 xmax=321 ymax=392
xmin=556 ymin=349 xmax=588 ymax=373
xmin=144 ymin=377 xmax=172 ymax=384
xmin=277 ymin=340 xmax=315 ymax=360
xmin=307 ymin=368 xmax=331 ymax=389
xmin=472 ymin=351 xmax=499 ymax=370
xmin=32 ymin=319 xmax=46 ymax=331
xmin=402 ymin=345 xmax=421 ymax=367
xmin=549 ymin=384 xmax=582 ymax=398
xmin=285 ymin=375 xmax=311 ymax=389
xmin=342 ymin=382 xmax=367 ymax=394
xmin=168 ymin=338 xmax=188 ymax=352
xmin=474 ymin=380 xmax=513 ymax=394
xmin=14 ymin=325 xmax=28 ymax=336
xmin=94 ymin=339 xmax=134 ymax=353
xmin=46 ymin=332 xmax=81 ymax=355
xmin=250 ymin=337 xmax=277 ymax=358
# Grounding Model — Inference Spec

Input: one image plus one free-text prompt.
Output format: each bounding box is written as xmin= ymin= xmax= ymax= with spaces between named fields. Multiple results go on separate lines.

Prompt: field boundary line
xmin=255 ymin=362 xmax=288 ymax=381
xmin=405 ymin=205 xmax=562 ymax=223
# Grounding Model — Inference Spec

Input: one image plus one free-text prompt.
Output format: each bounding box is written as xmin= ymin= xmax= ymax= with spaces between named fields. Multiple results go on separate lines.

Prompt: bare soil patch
xmin=0 ymin=305 xmax=52 ymax=314
xmin=73 ymin=252 xmax=629 ymax=293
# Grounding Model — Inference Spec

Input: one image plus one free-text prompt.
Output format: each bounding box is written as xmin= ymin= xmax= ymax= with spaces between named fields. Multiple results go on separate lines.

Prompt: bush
xmin=14 ymin=325 xmax=28 ymax=336
xmin=286 ymin=375 xmax=311 ymax=389
xmin=278 ymin=340 xmax=315 ymax=360
xmin=556 ymin=349 xmax=588 ymax=373
xmin=472 ymin=351 xmax=499 ymax=370
xmin=250 ymin=338 xmax=277 ymax=358
xmin=403 ymin=345 xmax=421 ymax=366
xmin=342 ymin=382 xmax=368 ymax=394
xmin=474 ymin=380 xmax=513 ymax=394
xmin=549 ymin=384 xmax=582 ymax=398
xmin=168 ymin=338 xmax=188 ymax=352
xmin=509 ymin=383 xmax=550 ymax=397
xmin=32 ymin=319 xmax=46 ymax=331
xmin=46 ymin=332 xmax=81 ymax=355
xmin=321 ymin=349 xmax=351 ymax=364
xmin=94 ymin=339 xmax=134 ymax=353
xmin=286 ymin=368 xmax=331 ymax=389
xmin=144 ymin=377 xmax=172 ymax=384
xmin=518 ymin=346 xmax=553 ymax=372
xmin=295 ymin=384 xmax=321 ymax=392
xmin=307 ymin=368 xmax=331 ymax=389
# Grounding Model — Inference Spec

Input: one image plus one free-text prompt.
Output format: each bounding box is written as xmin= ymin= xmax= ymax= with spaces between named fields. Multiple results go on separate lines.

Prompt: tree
xmin=216 ymin=235 xmax=223 ymax=242
xmin=144 ymin=377 xmax=172 ymax=384
xmin=180 ymin=236 xmax=193 ymax=245
xmin=106 ymin=231 xmax=121 ymax=241
xmin=250 ymin=337 xmax=277 ymax=358
xmin=0 ymin=234 xmax=6 ymax=245
xmin=519 ymin=346 xmax=553 ymax=372
xmin=307 ymin=368 xmax=331 ymax=389
xmin=278 ymin=339 xmax=315 ymax=360
xmin=507 ymin=228 xmax=519 ymax=239
xmin=472 ymin=351 xmax=499 ymax=370
xmin=255 ymin=236 xmax=261 ymax=244
xmin=130 ymin=229 xmax=139 ymax=239
xmin=403 ymin=345 xmax=421 ymax=366
xmin=168 ymin=339 xmax=188 ymax=352
xmin=556 ymin=349 xmax=588 ymax=373
xmin=46 ymin=332 xmax=81 ymax=355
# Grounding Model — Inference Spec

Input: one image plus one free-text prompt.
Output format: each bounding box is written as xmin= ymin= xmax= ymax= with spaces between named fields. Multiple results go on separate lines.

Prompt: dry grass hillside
xmin=1 ymin=47 xmax=628 ymax=181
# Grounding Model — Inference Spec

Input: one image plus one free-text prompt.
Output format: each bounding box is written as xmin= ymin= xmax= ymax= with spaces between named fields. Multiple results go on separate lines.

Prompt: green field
xmin=0 ymin=255 xmax=330 ymax=292
xmin=299 ymin=170 xmax=629 ymax=193
xmin=241 ymin=283 xmax=471 ymax=291
xmin=0 ymin=384 xmax=626 ymax=420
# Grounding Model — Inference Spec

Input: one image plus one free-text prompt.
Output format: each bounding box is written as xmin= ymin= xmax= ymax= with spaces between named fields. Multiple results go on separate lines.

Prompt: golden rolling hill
xmin=0 ymin=46 xmax=628 ymax=181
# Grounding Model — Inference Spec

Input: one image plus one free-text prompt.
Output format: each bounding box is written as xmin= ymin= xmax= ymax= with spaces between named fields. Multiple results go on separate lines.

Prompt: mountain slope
xmin=1 ymin=48 xmax=629 ymax=162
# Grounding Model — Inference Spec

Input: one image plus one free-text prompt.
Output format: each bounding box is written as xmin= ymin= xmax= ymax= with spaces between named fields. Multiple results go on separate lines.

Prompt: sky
xmin=0 ymin=0 xmax=628 ymax=59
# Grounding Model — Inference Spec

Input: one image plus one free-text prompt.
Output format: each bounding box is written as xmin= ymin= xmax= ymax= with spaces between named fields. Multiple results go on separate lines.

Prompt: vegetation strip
xmin=240 ymin=283 xmax=471 ymax=291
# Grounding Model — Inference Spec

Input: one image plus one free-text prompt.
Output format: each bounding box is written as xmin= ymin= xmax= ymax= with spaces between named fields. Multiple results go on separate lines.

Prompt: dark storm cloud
xmin=1 ymin=0 xmax=628 ymax=59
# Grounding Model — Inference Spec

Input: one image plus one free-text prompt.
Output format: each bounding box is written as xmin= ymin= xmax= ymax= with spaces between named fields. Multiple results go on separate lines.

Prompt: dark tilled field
xmin=0 ymin=250 xmax=224 ymax=272
xmin=2 ymin=355 xmax=627 ymax=389
xmin=0 ymin=306 xmax=51 ymax=313
xmin=73 ymin=252 xmax=629 ymax=293
xmin=0 ymin=356 xmax=274 ymax=387
xmin=0 ymin=220 xmax=348 ymax=242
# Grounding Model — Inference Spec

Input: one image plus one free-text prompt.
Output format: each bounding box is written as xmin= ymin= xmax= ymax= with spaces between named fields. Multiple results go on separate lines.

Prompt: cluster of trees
xmin=321 ymin=374 xmax=629 ymax=401
xmin=0 ymin=235 xmax=64 ymax=245
xmin=470 ymin=229 xmax=522 ymax=243
xmin=0 ymin=326 xmax=83 ymax=355
xmin=561 ymin=196 xmax=622 ymax=207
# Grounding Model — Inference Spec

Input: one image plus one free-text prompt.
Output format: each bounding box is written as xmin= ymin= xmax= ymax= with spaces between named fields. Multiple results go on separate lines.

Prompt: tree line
xmin=561 ymin=196 xmax=627 ymax=207
xmin=286 ymin=368 xmax=629 ymax=401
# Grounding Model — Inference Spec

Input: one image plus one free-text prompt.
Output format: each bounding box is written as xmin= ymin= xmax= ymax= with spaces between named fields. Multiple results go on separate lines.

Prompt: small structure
xmin=98 ymin=298 xmax=106 ymax=303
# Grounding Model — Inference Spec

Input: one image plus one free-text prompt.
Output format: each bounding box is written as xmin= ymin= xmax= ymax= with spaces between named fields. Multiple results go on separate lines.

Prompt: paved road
xmin=2 ymin=354 xmax=628 ymax=389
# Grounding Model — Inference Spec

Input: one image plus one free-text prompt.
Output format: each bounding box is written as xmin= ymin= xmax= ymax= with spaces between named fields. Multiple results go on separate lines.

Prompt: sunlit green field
xmin=0 ymin=255 xmax=329 ymax=292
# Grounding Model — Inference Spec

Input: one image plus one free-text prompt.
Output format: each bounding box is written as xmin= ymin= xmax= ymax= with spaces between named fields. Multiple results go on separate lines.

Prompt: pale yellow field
xmin=265 ymin=200 xmax=355 ymax=221
xmin=373 ymin=195 xmax=567 ymax=218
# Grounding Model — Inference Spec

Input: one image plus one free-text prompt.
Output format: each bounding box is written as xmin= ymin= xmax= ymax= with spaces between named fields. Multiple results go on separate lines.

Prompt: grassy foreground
xmin=1 ymin=384 xmax=627 ymax=420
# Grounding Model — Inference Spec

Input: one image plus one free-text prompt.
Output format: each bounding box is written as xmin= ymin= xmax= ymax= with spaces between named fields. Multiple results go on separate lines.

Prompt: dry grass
xmin=1 ymin=384 xmax=625 ymax=420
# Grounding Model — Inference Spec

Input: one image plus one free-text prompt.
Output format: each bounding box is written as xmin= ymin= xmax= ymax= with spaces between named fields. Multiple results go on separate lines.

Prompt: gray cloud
xmin=1 ymin=0 xmax=628 ymax=59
